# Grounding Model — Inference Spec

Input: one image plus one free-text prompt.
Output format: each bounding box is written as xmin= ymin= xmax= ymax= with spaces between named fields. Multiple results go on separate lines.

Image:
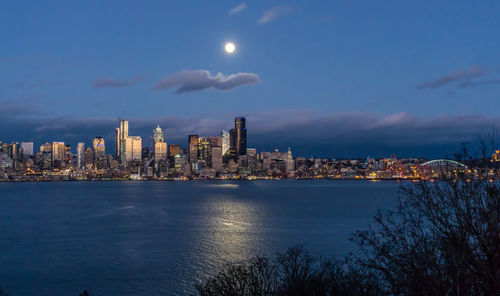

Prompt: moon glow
xmin=224 ymin=42 xmax=236 ymax=54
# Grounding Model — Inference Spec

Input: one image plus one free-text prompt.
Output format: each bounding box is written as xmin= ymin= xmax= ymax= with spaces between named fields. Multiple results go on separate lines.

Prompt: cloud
xmin=257 ymin=6 xmax=293 ymax=24
xmin=228 ymin=2 xmax=247 ymax=15
xmin=416 ymin=67 xmax=485 ymax=90
xmin=153 ymin=70 xmax=260 ymax=93
xmin=93 ymin=76 xmax=145 ymax=89
xmin=0 ymin=107 xmax=498 ymax=158
xmin=457 ymin=78 xmax=500 ymax=89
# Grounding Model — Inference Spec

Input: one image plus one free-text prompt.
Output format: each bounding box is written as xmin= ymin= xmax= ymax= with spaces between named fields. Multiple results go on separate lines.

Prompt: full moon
xmin=224 ymin=42 xmax=236 ymax=54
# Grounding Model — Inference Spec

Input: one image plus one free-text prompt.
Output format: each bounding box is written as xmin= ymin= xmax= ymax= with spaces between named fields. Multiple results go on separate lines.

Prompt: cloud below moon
xmin=153 ymin=70 xmax=260 ymax=94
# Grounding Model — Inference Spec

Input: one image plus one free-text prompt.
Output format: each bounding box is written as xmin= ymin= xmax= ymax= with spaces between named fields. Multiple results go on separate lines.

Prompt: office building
xmin=221 ymin=130 xmax=230 ymax=156
xmin=52 ymin=142 xmax=65 ymax=167
xmin=153 ymin=125 xmax=164 ymax=144
xmin=188 ymin=135 xmax=199 ymax=163
xmin=169 ymin=144 xmax=180 ymax=157
xmin=234 ymin=117 xmax=247 ymax=157
xmin=93 ymin=137 xmax=105 ymax=158
xmin=20 ymin=142 xmax=33 ymax=158
xmin=77 ymin=143 xmax=85 ymax=169
xmin=211 ymin=146 xmax=222 ymax=173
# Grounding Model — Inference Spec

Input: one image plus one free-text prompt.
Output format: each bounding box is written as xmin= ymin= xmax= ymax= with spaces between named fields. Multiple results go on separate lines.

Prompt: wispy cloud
xmin=93 ymin=76 xmax=146 ymax=89
xmin=458 ymin=78 xmax=500 ymax=89
xmin=153 ymin=70 xmax=260 ymax=94
xmin=228 ymin=2 xmax=247 ymax=15
xmin=416 ymin=67 xmax=485 ymax=90
xmin=257 ymin=6 xmax=293 ymax=24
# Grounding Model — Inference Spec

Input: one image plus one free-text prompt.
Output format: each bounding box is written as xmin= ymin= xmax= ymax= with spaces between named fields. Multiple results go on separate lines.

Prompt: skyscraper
xmin=116 ymin=119 xmax=142 ymax=164
xmin=20 ymin=142 xmax=33 ymax=158
xmin=116 ymin=119 xmax=129 ymax=163
xmin=51 ymin=142 xmax=65 ymax=167
xmin=221 ymin=130 xmax=230 ymax=156
xmin=235 ymin=117 xmax=247 ymax=157
xmin=125 ymin=136 xmax=142 ymax=161
xmin=93 ymin=137 xmax=105 ymax=158
xmin=77 ymin=143 xmax=85 ymax=169
xmin=153 ymin=125 xmax=164 ymax=144
xmin=153 ymin=125 xmax=167 ymax=162
xmin=188 ymin=135 xmax=199 ymax=163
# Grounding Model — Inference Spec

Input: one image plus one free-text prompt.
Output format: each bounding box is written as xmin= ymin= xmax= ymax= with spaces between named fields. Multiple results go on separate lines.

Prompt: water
xmin=0 ymin=180 xmax=399 ymax=295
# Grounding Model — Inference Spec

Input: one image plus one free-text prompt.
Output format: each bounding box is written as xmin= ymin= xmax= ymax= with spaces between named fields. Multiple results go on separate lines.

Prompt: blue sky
xmin=1 ymin=1 xmax=500 ymax=157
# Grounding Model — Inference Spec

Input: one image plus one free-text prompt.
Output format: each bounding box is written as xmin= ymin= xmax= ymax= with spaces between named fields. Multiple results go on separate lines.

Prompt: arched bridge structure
xmin=421 ymin=159 xmax=467 ymax=169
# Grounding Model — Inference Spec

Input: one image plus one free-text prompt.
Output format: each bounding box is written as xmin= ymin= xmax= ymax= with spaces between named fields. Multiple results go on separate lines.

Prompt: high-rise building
xmin=155 ymin=142 xmax=167 ymax=162
xmin=77 ymin=143 xmax=85 ymax=169
xmin=142 ymin=147 xmax=150 ymax=160
xmin=153 ymin=125 xmax=164 ymax=144
xmin=40 ymin=142 xmax=52 ymax=169
xmin=51 ymin=142 xmax=65 ymax=167
xmin=188 ymin=135 xmax=199 ymax=163
xmin=211 ymin=146 xmax=223 ymax=173
xmin=20 ymin=142 xmax=33 ymax=158
xmin=169 ymin=144 xmax=180 ymax=157
xmin=221 ymin=130 xmax=230 ymax=156
xmin=84 ymin=147 xmax=94 ymax=168
xmin=153 ymin=125 xmax=167 ymax=162
xmin=116 ymin=119 xmax=129 ymax=163
xmin=116 ymin=119 xmax=142 ymax=164
xmin=93 ymin=137 xmax=105 ymax=158
xmin=235 ymin=117 xmax=247 ymax=157
xmin=125 ymin=136 xmax=142 ymax=161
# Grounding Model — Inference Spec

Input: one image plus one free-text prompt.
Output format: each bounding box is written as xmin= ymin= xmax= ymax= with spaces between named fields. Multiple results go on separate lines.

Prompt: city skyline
xmin=2 ymin=1 xmax=500 ymax=158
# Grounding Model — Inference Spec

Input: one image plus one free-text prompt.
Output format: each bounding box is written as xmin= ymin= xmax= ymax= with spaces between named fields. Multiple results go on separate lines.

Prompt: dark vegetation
xmin=195 ymin=177 xmax=500 ymax=296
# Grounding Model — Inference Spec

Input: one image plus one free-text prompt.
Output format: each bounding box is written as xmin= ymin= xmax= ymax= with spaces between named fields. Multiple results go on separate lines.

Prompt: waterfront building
xmin=20 ymin=142 xmax=33 ymax=158
xmin=77 ymin=143 xmax=85 ymax=169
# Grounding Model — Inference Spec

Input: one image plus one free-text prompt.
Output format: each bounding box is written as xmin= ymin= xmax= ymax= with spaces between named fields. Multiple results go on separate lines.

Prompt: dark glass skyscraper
xmin=234 ymin=117 xmax=247 ymax=157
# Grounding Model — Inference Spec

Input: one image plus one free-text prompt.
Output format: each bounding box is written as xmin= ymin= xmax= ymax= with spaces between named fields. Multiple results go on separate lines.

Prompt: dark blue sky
xmin=1 ymin=1 xmax=500 ymax=158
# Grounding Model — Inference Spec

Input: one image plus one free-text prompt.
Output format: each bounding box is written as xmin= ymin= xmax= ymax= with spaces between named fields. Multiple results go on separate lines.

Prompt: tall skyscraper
xmin=116 ymin=119 xmax=142 ymax=164
xmin=20 ymin=142 xmax=33 ymax=158
xmin=93 ymin=137 xmax=105 ymax=158
xmin=51 ymin=142 xmax=65 ymax=167
xmin=153 ymin=125 xmax=164 ymax=144
xmin=153 ymin=125 xmax=167 ymax=162
xmin=188 ymin=135 xmax=199 ymax=163
xmin=77 ymin=143 xmax=85 ymax=169
xmin=116 ymin=119 xmax=129 ymax=163
xmin=235 ymin=117 xmax=247 ymax=157
xmin=221 ymin=130 xmax=230 ymax=156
